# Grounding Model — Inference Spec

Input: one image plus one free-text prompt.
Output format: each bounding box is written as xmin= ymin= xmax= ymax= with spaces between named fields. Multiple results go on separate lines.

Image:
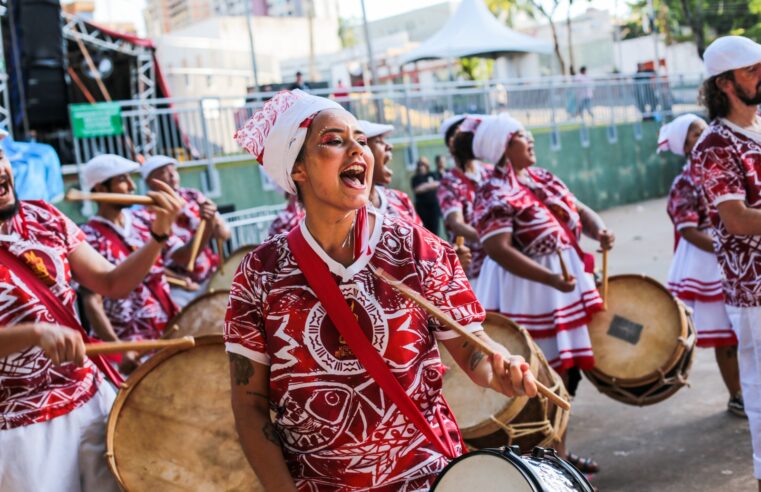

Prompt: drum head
xmin=439 ymin=313 xmax=536 ymax=438
xmin=433 ymin=451 xmax=536 ymax=492
xmin=107 ymin=336 xmax=263 ymax=491
xmin=163 ymin=290 xmax=229 ymax=339
xmin=587 ymin=275 xmax=687 ymax=383
xmin=208 ymin=245 xmax=256 ymax=293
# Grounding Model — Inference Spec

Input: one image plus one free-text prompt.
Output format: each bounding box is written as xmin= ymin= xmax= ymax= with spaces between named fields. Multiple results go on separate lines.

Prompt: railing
xmin=221 ymin=203 xmax=285 ymax=250
xmin=69 ymin=73 xmax=703 ymax=180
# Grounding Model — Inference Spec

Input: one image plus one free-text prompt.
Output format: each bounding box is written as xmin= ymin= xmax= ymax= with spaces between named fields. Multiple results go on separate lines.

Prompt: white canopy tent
xmin=398 ymin=0 xmax=552 ymax=65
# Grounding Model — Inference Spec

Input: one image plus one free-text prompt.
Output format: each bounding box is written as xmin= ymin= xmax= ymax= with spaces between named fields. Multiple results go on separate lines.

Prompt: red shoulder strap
xmin=286 ymin=225 xmax=457 ymax=459
xmin=0 ymin=246 xmax=124 ymax=386
xmin=88 ymin=220 xmax=179 ymax=320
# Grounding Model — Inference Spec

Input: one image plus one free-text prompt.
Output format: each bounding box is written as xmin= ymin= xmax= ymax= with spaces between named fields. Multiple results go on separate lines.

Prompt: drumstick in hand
xmin=374 ymin=267 xmax=571 ymax=411
xmin=85 ymin=336 xmax=195 ymax=355
xmin=66 ymin=188 xmax=154 ymax=206
xmin=455 ymin=236 xmax=465 ymax=248
xmin=602 ymin=248 xmax=609 ymax=310
xmin=187 ymin=220 xmax=208 ymax=271
xmin=216 ymin=237 xmax=226 ymax=275
xmin=557 ymin=250 xmax=571 ymax=282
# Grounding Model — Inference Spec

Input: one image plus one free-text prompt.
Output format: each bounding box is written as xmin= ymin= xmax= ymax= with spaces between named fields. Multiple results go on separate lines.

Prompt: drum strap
xmin=287 ymin=225 xmax=458 ymax=459
xmin=87 ymin=220 xmax=180 ymax=322
xmin=516 ymin=173 xmax=595 ymax=273
xmin=0 ymin=246 xmax=125 ymax=386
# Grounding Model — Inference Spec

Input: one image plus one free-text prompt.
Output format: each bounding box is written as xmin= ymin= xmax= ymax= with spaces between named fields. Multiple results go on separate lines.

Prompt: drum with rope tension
xmin=106 ymin=335 xmax=264 ymax=491
xmin=207 ymin=244 xmax=257 ymax=293
xmin=162 ymin=290 xmax=229 ymax=339
xmin=432 ymin=446 xmax=594 ymax=492
xmin=584 ymin=274 xmax=696 ymax=405
xmin=439 ymin=312 xmax=570 ymax=451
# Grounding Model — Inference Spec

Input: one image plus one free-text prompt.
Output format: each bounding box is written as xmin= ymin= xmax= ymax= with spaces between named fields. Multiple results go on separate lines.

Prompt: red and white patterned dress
xmin=81 ymin=210 xmax=180 ymax=341
xmin=473 ymin=166 xmax=602 ymax=370
xmin=225 ymin=212 xmax=483 ymax=491
xmin=373 ymin=185 xmax=423 ymax=226
xmin=665 ymin=164 xmax=734 ymax=347
xmin=437 ymin=163 xmax=493 ymax=279
xmin=0 ymin=201 xmax=101 ymax=430
xmin=268 ymin=195 xmax=305 ymax=238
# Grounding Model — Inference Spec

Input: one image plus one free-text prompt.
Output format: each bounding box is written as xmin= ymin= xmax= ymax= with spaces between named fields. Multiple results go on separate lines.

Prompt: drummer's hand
xmin=35 ymin=323 xmax=86 ymax=366
xmin=119 ymin=351 xmax=140 ymax=375
xmin=549 ymin=273 xmax=576 ymax=293
xmin=489 ymin=353 xmax=538 ymax=398
xmin=455 ymin=244 xmax=472 ymax=272
xmin=184 ymin=278 xmax=201 ymax=291
xmin=597 ymin=229 xmax=615 ymax=251
xmin=199 ymin=200 xmax=217 ymax=221
xmin=147 ymin=180 xmax=186 ymax=237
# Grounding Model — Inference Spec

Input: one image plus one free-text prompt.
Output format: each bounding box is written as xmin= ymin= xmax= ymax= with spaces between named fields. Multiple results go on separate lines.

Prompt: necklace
xmin=340 ymin=212 xmax=356 ymax=251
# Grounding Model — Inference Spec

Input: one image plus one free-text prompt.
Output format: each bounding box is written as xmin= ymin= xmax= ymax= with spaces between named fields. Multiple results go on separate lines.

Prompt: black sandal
xmin=567 ymin=452 xmax=600 ymax=474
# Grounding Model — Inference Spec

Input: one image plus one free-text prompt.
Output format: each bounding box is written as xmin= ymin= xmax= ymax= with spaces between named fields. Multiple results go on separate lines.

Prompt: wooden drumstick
xmin=216 ymin=237 xmax=226 ymax=275
xmin=374 ymin=267 xmax=571 ymax=412
xmin=455 ymin=236 xmax=465 ymax=248
xmin=85 ymin=336 xmax=195 ymax=355
xmin=187 ymin=219 xmax=208 ymax=271
xmin=557 ymin=250 xmax=571 ymax=282
xmin=66 ymin=188 xmax=155 ymax=206
xmin=166 ymin=276 xmax=187 ymax=287
xmin=602 ymin=248 xmax=609 ymax=310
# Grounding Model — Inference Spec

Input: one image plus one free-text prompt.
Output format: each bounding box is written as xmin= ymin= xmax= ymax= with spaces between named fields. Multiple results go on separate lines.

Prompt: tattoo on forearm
xmin=229 ymin=353 xmax=254 ymax=385
xmin=263 ymin=421 xmax=282 ymax=447
xmin=469 ymin=350 xmax=485 ymax=371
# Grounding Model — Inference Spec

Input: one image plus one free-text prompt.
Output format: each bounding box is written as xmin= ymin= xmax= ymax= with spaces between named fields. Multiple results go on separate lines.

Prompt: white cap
xmin=141 ymin=155 xmax=178 ymax=179
xmin=704 ymin=36 xmax=761 ymax=77
xmin=359 ymin=120 xmax=394 ymax=138
xmin=440 ymin=114 xmax=467 ymax=139
xmin=82 ymin=154 xmax=140 ymax=192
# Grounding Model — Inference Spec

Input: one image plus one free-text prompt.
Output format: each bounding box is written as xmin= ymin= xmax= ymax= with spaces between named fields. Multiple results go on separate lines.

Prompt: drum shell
xmin=106 ymin=335 xmax=264 ymax=491
xmin=441 ymin=313 xmax=570 ymax=452
xmin=162 ymin=290 xmax=229 ymax=339
xmin=208 ymin=245 xmax=257 ymax=293
xmin=584 ymin=275 xmax=696 ymax=406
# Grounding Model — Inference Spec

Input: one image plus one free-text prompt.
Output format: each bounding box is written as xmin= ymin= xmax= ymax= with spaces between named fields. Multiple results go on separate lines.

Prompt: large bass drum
xmin=584 ymin=274 xmax=696 ymax=405
xmin=440 ymin=312 xmax=570 ymax=451
xmin=162 ymin=290 xmax=229 ymax=339
xmin=208 ymin=245 xmax=257 ymax=293
xmin=432 ymin=446 xmax=594 ymax=492
xmin=106 ymin=336 xmax=264 ymax=491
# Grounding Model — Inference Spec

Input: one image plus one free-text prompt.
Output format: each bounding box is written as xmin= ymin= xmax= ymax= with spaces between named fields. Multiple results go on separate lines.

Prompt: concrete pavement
xmin=570 ymin=197 xmax=755 ymax=491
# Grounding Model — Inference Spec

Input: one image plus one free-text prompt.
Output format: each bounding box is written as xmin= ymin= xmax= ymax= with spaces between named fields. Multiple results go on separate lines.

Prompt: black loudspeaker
xmin=18 ymin=0 xmax=68 ymax=127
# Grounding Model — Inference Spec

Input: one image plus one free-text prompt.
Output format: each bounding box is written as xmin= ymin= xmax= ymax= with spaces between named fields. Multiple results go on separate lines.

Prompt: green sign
xmin=70 ymin=102 xmax=124 ymax=138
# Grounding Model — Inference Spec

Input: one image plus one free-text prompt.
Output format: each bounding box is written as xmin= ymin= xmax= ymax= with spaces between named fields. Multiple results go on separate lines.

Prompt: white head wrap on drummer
xmin=472 ymin=113 xmax=525 ymax=164
xmin=656 ymin=114 xmax=702 ymax=156
xmin=233 ymin=89 xmax=344 ymax=195
xmin=440 ymin=114 xmax=467 ymax=139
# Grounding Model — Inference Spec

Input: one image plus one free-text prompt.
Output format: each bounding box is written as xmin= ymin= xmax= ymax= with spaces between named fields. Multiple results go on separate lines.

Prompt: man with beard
xmin=79 ymin=155 xmax=192 ymax=374
xmin=691 ymin=36 xmax=761 ymax=489
xmin=0 ymin=140 xmax=184 ymax=490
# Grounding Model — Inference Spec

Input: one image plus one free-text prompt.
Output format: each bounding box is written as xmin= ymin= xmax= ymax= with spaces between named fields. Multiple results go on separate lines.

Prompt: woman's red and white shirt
xmin=437 ymin=163 xmax=493 ymax=278
xmin=667 ymin=164 xmax=711 ymax=233
xmin=81 ymin=210 xmax=180 ymax=341
xmin=374 ymin=185 xmax=423 ymax=226
xmin=473 ymin=166 xmax=581 ymax=256
xmin=268 ymin=195 xmax=305 ymax=238
xmin=0 ymin=201 xmax=100 ymax=430
xmin=225 ymin=213 xmax=483 ymax=491
xmin=691 ymin=119 xmax=761 ymax=307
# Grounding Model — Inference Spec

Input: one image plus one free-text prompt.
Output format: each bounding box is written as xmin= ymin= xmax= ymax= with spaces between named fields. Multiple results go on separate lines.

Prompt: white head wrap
xmin=657 ymin=114 xmax=702 ymax=156
xmin=704 ymin=36 xmax=761 ymax=77
xmin=472 ymin=113 xmax=525 ymax=164
xmin=440 ymin=114 xmax=467 ymax=139
xmin=234 ymin=89 xmax=344 ymax=194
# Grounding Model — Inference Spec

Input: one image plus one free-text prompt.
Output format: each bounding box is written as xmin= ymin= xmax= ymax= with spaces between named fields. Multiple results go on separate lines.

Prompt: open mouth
xmin=339 ymin=162 xmax=368 ymax=190
xmin=0 ymin=174 xmax=10 ymax=200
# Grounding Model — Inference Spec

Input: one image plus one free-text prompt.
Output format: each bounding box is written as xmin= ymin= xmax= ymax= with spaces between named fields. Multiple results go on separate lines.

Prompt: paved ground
xmin=569 ymin=197 xmax=755 ymax=491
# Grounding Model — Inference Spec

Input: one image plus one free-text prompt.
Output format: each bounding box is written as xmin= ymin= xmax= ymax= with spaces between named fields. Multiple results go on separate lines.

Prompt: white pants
xmin=0 ymin=384 xmax=119 ymax=492
xmin=727 ymin=305 xmax=761 ymax=479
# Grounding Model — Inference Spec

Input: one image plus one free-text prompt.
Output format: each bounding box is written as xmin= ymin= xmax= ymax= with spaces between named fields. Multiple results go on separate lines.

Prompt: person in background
xmin=289 ymin=71 xmax=310 ymax=92
xmin=574 ymin=66 xmax=594 ymax=119
xmin=435 ymin=154 xmax=448 ymax=175
xmin=411 ymin=157 xmax=442 ymax=235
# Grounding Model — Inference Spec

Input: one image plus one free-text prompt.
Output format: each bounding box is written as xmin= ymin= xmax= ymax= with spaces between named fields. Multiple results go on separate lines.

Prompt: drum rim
xmin=587 ymin=274 xmax=691 ymax=386
xmin=430 ymin=447 xmax=540 ymax=492
xmin=455 ymin=313 xmax=539 ymax=439
xmin=208 ymin=244 xmax=257 ymax=293
xmin=161 ymin=290 xmax=230 ymax=339
xmin=105 ymin=335 xmax=223 ymax=488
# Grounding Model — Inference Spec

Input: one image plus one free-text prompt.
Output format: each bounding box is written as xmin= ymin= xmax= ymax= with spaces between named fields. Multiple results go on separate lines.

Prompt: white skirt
xmin=0 ymin=383 xmax=119 ymax=492
xmin=475 ymin=248 xmax=602 ymax=370
xmin=667 ymin=239 xmax=735 ymax=347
